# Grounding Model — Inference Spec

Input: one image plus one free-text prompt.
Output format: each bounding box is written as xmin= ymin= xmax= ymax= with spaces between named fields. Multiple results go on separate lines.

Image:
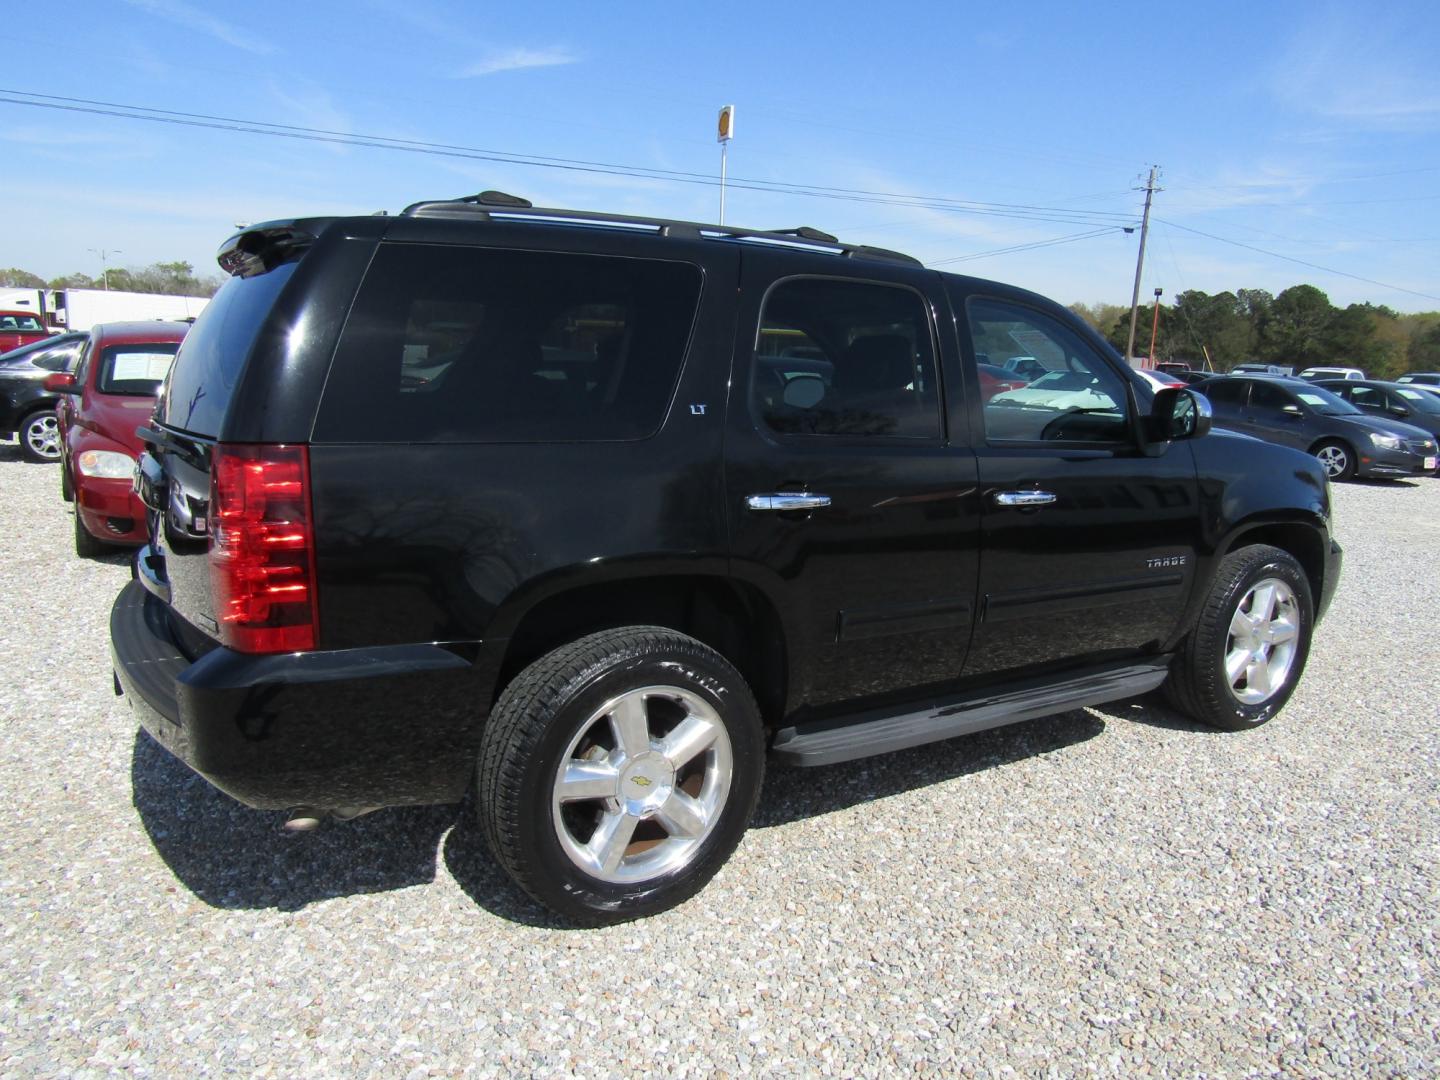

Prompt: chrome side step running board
xmin=770 ymin=657 xmax=1172 ymax=767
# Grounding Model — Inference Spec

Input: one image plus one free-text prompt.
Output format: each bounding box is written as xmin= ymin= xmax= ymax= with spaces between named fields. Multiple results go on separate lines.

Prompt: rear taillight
xmin=209 ymin=444 xmax=318 ymax=653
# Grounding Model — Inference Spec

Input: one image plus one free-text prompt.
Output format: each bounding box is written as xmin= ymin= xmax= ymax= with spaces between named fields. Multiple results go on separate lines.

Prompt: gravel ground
xmin=1 ymin=441 xmax=1437 ymax=1078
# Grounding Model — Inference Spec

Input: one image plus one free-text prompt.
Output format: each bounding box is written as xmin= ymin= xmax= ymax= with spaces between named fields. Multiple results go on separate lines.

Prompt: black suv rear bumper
xmin=110 ymin=580 xmax=490 ymax=811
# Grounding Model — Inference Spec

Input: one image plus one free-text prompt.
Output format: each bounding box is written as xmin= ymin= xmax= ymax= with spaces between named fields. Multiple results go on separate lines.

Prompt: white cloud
xmin=457 ymin=47 xmax=577 ymax=79
xmin=123 ymin=0 xmax=272 ymax=55
xmin=1270 ymin=10 xmax=1440 ymax=131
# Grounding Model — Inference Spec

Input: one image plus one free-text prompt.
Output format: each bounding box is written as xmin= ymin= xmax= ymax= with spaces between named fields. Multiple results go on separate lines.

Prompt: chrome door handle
xmin=746 ymin=492 xmax=832 ymax=511
xmin=992 ymin=490 xmax=1056 ymax=507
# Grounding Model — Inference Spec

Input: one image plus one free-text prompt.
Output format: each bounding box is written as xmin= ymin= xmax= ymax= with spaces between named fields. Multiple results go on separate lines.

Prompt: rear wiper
xmin=135 ymin=424 xmax=208 ymax=468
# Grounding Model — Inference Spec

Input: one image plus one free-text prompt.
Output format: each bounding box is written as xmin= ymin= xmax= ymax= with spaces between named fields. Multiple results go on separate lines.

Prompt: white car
xmin=1298 ymin=366 xmax=1365 ymax=381
xmin=989 ymin=370 xmax=1118 ymax=411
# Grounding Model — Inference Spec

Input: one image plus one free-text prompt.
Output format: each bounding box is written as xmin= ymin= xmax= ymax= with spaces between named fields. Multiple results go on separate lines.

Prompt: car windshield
xmin=0 ymin=314 xmax=44 ymax=333
xmin=1294 ymin=387 xmax=1359 ymax=416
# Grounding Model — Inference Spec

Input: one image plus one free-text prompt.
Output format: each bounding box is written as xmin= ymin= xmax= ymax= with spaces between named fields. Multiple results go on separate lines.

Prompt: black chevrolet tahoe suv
xmin=112 ymin=193 xmax=1342 ymax=924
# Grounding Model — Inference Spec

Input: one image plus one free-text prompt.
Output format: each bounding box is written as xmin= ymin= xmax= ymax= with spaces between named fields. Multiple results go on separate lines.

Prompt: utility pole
xmin=88 ymin=247 xmax=122 ymax=291
xmin=1124 ymin=166 xmax=1161 ymax=363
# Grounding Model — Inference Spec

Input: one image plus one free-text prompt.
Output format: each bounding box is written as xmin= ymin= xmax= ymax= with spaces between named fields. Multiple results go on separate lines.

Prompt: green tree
xmin=1327 ymin=304 xmax=1406 ymax=379
xmin=1258 ymin=285 xmax=1333 ymax=366
xmin=47 ymin=272 xmax=97 ymax=289
xmin=1410 ymin=323 xmax=1440 ymax=370
xmin=0 ymin=268 xmax=45 ymax=288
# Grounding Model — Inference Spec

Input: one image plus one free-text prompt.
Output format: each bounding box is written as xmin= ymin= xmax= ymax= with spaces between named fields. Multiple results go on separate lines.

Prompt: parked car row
xmin=0 ymin=322 xmax=187 ymax=551
xmin=1196 ymin=374 xmax=1437 ymax=481
xmin=0 ymin=332 xmax=89 ymax=461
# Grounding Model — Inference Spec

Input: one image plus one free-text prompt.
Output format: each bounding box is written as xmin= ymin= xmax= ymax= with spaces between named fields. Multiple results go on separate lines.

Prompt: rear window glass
xmin=313 ymin=244 xmax=703 ymax=443
xmin=97 ymin=342 xmax=179 ymax=395
xmin=161 ymin=261 xmax=298 ymax=435
xmin=0 ymin=314 xmax=44 ymax=332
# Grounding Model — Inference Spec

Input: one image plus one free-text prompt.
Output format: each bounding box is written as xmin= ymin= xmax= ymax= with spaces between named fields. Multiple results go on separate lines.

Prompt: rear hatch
xmin=136 ymin=258 xmax=302 ymax=651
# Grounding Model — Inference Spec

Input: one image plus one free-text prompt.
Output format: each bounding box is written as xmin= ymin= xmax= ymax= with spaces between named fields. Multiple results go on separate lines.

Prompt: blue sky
xmin=4 ymin=0 xmax=1439 ymax=310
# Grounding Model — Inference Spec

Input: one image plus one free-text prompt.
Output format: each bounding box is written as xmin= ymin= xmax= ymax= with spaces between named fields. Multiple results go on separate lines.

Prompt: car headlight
xmin=76 ymin=449 xmax=135 ymax=479
xmin=1368 ymin=432 xmax=1401 ymax=450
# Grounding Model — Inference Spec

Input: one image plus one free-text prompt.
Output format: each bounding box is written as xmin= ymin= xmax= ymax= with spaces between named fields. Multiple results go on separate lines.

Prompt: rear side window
xmin=752 ymin=277 xmax=941 ymax=439
xmin=97 ymin=342 xmax=179 ymax=395
xmin=313 ymin=244 xmax=703 ymax=443
xmin=161 ymin=262 xmax=298 ymax=435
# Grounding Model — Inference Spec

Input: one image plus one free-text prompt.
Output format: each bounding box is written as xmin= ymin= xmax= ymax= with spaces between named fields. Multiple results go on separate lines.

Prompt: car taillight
xmin=209 ymin=444 xmax=318 ymax=653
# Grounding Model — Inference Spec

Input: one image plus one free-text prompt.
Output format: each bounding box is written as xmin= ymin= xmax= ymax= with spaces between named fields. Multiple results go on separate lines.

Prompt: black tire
xmin=74 ymin=506 xmax=109 ymax=558
xmin=18 ymin=409 xmax=61 ymax=463
xmin=477 ymin=626 xmax=764 ymax=925
xmin=1312 ymin=439 xmax=1355 ymax=482
xmin=60 ymin=461 xmax=73 ymax=503
xmin=1164 ymin=544 xmax=1313 ymax=731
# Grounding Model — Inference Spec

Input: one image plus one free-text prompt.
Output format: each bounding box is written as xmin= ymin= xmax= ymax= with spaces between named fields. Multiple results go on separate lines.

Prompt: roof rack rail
xmin=397 ymin=194 xmax=921 ymax=267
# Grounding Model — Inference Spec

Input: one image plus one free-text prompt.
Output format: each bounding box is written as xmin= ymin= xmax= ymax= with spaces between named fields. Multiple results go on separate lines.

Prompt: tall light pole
xmin=1124 ymin=166 xmax=1161 ymax=363
xmin=88 ymin=247 xmax=122 ymax=291
xmin=1148 ymin=287 xmax=1163 ymax=364
xmin=717 ymin=104 xmax=735 ymax=225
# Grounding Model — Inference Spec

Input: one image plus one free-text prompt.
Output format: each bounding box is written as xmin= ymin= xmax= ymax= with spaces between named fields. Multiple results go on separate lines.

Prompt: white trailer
xmin=48 ymin=288 xmax=210 ymax=331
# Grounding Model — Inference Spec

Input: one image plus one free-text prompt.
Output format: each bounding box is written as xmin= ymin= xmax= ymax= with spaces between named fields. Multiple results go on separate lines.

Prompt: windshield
xmin=1295 ymin=387 xmax=1360 ymax=416
xmin=0 ymin=313 xmax=44 ymax=333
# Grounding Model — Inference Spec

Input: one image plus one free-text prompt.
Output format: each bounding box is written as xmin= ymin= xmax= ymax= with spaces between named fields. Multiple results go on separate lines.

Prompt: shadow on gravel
xmin=1092 ymin=691 xmax=1221 ymax=733
xmin=1350 ymin=477 xmax=1421 ymax=488
xmin=0 ymin=440 xmax=56 ymax=465
xmin=133 ymin=708 xmax=1108 ymax=925
xmin=131 ymin=729 xmax=459 ymax=911
xmin=753 ymin=709 xmax=1105 ymax=828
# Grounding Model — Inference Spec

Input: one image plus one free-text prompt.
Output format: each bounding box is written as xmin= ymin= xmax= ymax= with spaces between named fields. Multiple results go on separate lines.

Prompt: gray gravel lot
xmin=1 ymin=440 xmax=1437 ymax=1077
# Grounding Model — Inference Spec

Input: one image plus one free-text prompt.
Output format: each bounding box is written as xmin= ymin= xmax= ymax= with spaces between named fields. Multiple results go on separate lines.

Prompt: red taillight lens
xmin=209 ymin=444 xmax=318 ymax=654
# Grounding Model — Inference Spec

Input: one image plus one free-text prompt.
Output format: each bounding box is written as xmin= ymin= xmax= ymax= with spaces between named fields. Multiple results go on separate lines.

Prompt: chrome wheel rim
xmin=24 ymin=414 xmax=60 ymax=459
xmin=1316 ymin=444 xmax=1348 ymax=477
xmin=551 ymin=685 xmax=733 ymax=885
xmin=1225 ymin=577 xmax=1300 ymax=706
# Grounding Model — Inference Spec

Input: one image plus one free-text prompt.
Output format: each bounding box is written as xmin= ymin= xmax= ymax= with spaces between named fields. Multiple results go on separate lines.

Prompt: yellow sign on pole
xmin=717 ymin=104 xmax=735 ymax=144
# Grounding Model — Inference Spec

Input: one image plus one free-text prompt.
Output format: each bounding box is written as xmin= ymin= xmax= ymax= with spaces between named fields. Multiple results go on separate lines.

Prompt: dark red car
xmin=0 ymin=310 xmax=52 ymax=353
xmin=48 ymin=321 xmax=187 ymax=556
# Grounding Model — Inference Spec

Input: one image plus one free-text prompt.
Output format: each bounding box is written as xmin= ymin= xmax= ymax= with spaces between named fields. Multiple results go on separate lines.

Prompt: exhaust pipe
xmin=283 ymin=809 xmax=323 ymax=832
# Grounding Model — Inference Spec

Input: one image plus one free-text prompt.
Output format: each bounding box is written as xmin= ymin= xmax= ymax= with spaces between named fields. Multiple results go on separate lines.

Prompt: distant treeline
xmin=1071 ymin=285 xmax=1440 ymax=377
xmin=0 ymin=261 xmax=223 ymax=299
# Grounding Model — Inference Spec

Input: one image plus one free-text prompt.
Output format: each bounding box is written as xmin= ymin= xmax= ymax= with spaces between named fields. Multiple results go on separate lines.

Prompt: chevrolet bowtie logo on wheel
xmin=630 ymin=776 xmax=653 ymax=788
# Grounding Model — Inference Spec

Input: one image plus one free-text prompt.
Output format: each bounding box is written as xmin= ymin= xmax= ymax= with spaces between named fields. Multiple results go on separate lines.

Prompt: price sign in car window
xmin=111 ymin=352 xmax=176 ymax=382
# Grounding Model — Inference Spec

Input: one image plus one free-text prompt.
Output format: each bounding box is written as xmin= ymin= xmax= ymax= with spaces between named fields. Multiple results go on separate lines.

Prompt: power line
xmin=930 ymin=228 xmax=1118 ymax=265
xmin=0 ymin=88 xmax=1137 ymax=231
xmin=1154 ymin=218 xmax=1440 ymax=302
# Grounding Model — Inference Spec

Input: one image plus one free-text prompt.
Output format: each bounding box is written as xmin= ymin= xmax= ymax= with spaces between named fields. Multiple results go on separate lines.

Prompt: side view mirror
xmin=1148 ymin=387 xmax=1212 ymax=444
xmin=42 ymin=372 xmax=79 ymax=394
xmin=1389 ymin=404 xmax=1411 ymax=417
xmin=1281 ymin=404 xmax=1302 ymax=417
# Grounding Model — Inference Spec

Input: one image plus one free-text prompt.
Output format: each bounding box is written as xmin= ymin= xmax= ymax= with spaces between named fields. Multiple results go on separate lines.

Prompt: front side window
xmin=968 ymin=299 xmax=1129 ymax=443
xmin=315 ymin=245 xmax=702 ymax=443
xmin=752 ymin=278 xmax=940 ymax=439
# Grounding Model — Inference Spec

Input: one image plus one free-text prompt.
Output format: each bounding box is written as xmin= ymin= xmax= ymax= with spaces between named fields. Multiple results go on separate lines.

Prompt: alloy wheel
xmin=1316 ymin=444 xmax=1349 ymax=478
xmin=551 ymin=685 xmax=733 ymax=884
xmin=1225 ymin=577 xmax=1301 ymax=705
xmin=23 ymin=414 xmax=61 ymax=460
